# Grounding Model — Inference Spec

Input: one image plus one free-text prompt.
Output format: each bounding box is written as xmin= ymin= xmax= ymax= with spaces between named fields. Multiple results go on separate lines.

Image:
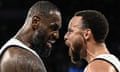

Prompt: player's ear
xmin=83 ymin=28 xmax=92 ymax=40
xmin=32 ymin=16 xmax=41 ymax=30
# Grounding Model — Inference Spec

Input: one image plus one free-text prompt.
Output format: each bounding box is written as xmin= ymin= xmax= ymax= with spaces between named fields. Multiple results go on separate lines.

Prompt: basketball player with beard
xmin=64 ymin=10 xmax=120 ymax=72
xmin=0 ymin=1 xmax=61 ymax=72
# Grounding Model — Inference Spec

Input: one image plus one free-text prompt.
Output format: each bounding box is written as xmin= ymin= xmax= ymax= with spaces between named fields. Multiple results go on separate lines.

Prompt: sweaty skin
xmin=0 ymin=1 xmax=62 ymax=72
xmin=64 ymin=10 xmax=118 ymax=72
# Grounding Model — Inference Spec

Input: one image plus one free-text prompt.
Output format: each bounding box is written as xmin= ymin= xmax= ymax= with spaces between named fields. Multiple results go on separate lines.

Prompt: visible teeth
xmin=50 ymin=40 xmax=56 ymax=44
xmin=47 ymin=43 xmax=52 ymax=48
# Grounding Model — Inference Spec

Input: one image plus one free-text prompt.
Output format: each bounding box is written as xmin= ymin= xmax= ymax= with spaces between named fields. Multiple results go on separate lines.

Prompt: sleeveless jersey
xmin=95 ymin=54 xmax=120 ymax=72
xmin=0 ymin=38 xmax=47 ymax=72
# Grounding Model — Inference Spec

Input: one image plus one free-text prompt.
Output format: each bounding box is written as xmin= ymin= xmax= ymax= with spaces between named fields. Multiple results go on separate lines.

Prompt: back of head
xmin=75 ymin=10 xmax=109 ymax=43
xmin=27 ymin=0 xmax=60 ymax=18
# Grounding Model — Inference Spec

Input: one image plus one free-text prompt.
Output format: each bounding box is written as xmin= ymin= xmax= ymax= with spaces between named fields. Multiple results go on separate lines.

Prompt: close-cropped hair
xmin=74 ymin=10 xmax=109 ymax=43
xmin=27 ymin=1 xmax=60 ymax=17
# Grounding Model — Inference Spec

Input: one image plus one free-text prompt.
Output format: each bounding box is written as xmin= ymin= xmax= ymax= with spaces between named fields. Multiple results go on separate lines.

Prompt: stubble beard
xmin=69 ymin=34 xmax=87 ymax=64
xmin=30 ymin=29 xmax=52 ymax=58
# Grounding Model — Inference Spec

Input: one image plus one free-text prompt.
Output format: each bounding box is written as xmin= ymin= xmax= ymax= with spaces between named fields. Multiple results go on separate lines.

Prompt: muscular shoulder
xmin=1 ymin=47 xmax=46 ymax=72
xmin=84 ymin=60 xmax=116 ymax=72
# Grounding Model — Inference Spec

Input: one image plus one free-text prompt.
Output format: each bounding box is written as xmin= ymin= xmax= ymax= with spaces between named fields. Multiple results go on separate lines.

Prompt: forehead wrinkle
xmin=68 ymin=21 xmax=81 ymax=29
xmin=68 ymin=16 xmax=83 ymax=29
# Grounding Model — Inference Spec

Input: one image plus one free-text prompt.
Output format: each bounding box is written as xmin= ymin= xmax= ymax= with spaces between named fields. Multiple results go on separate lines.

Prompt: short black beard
xmin=30 ymin=29 xmax=52 ymax=58
xmin=71 ymin=47 xmax=85 ymax=67
xmin=71 ymin=47 xmax=81 ymax=63
xmin=71 ymin=35 xmax=87 ymax=64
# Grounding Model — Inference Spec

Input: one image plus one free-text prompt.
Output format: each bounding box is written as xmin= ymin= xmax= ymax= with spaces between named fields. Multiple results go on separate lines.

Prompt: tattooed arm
xmin=0 ymin=47 xmax=47 ymax=72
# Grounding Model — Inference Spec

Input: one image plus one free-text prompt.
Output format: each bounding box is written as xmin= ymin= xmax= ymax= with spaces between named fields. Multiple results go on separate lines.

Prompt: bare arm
xmin=0 ymin=47 xmax=47 ymax=72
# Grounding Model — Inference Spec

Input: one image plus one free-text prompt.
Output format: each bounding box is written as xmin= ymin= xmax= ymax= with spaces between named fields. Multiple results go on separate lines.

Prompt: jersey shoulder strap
xmin=94 ymin=54 xmax=120 ymax=72
xmin=0 ymin=38 xmax=40 ymax=58
xmin=0 ymin=38 xmax=47 ymax=72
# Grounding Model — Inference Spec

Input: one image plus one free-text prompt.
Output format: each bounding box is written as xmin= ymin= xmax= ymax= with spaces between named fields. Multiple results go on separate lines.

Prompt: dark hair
xmin=27 ymin=1 xmax=60 ymax=17
xmin=75 ymin=10 xmax=109 ymax=42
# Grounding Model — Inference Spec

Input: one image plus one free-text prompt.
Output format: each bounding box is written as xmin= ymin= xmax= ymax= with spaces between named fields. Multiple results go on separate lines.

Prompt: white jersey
xmin=95 ymin=54 xmax=120 ymax=72
xmin=0 ymin=38 xmax=47 ymax=72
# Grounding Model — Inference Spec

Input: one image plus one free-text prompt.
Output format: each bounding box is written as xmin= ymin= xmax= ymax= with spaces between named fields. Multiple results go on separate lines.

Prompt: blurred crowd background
xmin=0 ymin=0 xmax=120 ymax=72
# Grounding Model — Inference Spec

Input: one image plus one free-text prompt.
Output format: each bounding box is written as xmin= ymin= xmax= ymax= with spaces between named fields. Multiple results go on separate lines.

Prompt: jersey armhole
xmin=94 ymin=58 xmax=118 ymax=72
xmin=0 ymin=45 xmax=22 ymax=58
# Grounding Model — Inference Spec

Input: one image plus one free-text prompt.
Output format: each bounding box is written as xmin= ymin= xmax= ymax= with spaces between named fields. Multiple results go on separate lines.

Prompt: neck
xmin=13 ymin=23 xmax=33 ymax=48
xmin=14 ymin=35 xmax=31 ymax=47
xmin=86 ymin=42 xmax=110 ymax=63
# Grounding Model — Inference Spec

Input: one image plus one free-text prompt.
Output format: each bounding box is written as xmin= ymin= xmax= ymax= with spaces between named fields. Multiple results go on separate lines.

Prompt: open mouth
xmin=65 ymin=40 xmax=71 ymax=47
xmin=47 ymin=40 xmax=56 ymax=48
